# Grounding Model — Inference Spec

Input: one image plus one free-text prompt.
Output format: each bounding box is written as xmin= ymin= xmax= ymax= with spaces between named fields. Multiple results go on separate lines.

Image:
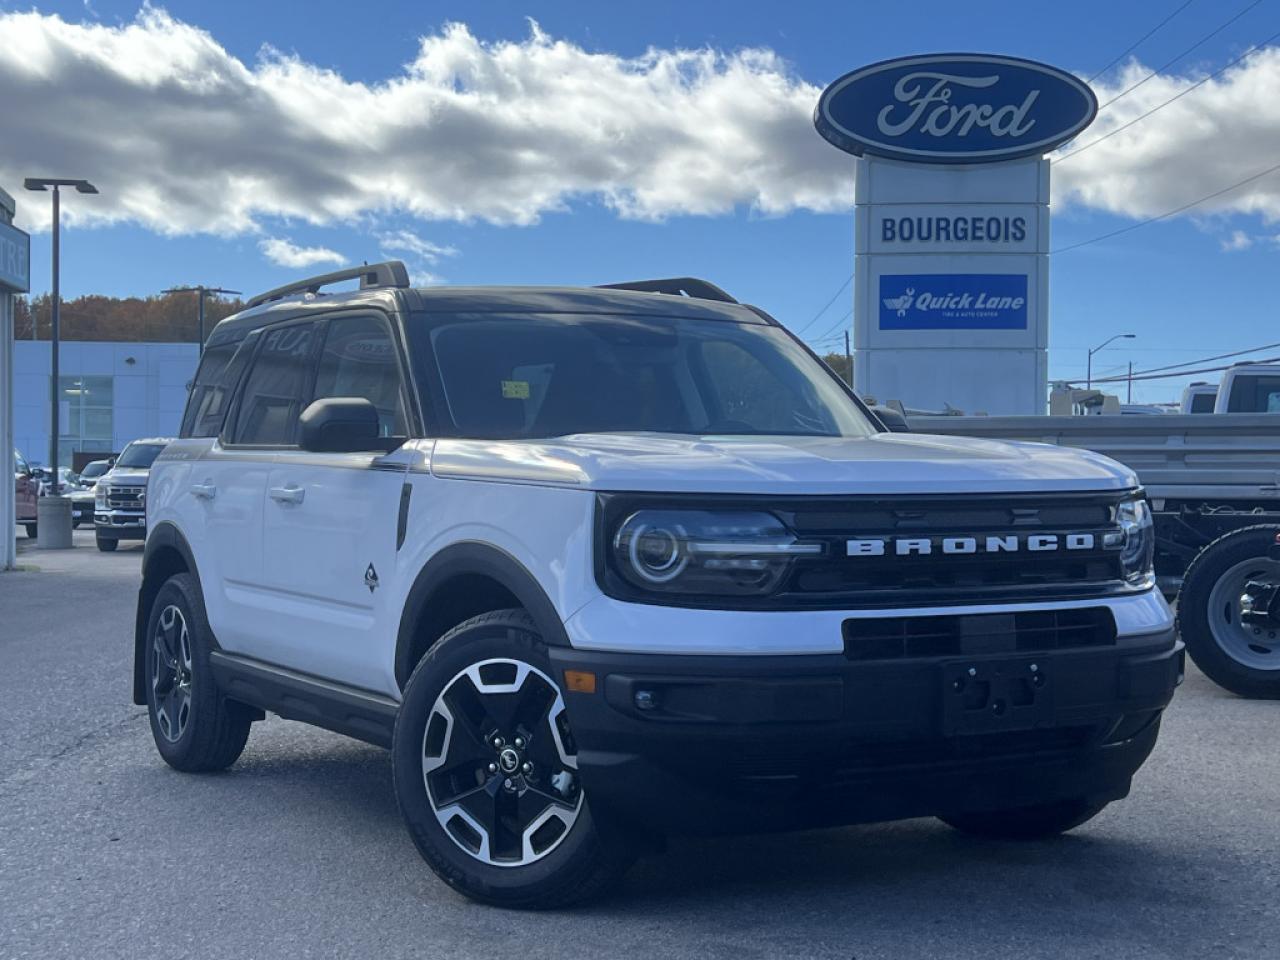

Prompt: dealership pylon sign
xmin=1 ymin=184 xmax=29 ymax=569
xmin=815 ymin=54 xmax=1097 ymax=414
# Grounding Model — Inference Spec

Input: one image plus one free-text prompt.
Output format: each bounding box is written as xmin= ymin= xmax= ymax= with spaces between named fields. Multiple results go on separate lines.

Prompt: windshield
xmin=409 ymin=313 xmax=875 ymax=440
xmin=80 ymin=461 xmax=109 ymax=479
xmin=115 ymin=442 xmax=166 ymax=469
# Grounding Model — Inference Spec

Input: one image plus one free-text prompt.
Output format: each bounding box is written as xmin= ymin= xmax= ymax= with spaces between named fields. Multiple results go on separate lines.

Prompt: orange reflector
xmin=564 ymin=670 xmax=597 ymax=694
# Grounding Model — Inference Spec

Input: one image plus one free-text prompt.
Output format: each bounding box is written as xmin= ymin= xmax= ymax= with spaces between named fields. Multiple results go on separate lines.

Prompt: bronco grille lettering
xmin=847 ymin=532 xmax=1098 ymax=557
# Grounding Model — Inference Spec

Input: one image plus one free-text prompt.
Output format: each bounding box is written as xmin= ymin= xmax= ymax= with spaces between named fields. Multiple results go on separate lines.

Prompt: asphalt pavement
xmin=2 ymin=527 xmax=1278 ymax=960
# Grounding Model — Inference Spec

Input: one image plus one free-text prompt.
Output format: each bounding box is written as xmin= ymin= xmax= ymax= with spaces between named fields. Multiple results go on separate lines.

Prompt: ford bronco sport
xmin=135 ymin=261 xmax=1182 ymax=907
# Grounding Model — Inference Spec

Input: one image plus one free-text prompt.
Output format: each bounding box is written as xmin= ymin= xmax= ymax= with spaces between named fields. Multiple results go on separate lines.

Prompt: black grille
xmin=773 ymin=492 xmax=1130 ymax=607
xmin=842 ymin=607 xmax=1118 ymax=661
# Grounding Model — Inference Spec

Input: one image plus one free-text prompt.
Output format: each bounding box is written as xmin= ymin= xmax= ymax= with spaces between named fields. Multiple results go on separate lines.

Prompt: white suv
xmin=135 ymin=262 xmax=1182 ymax=907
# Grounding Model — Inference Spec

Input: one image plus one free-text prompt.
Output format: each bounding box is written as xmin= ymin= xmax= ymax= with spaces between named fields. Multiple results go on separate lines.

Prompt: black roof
xmin=206 ymin=264 xmax=768 ymax=348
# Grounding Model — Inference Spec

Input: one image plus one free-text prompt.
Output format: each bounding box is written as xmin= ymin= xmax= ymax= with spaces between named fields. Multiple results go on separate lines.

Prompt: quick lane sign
xmin=0 ymin=221 xmax=30 ymax=293
xmin=880 ymin=274 xmax=1028 ymax=330
xmin=815 ymin=54 xmax=1097 ymax=164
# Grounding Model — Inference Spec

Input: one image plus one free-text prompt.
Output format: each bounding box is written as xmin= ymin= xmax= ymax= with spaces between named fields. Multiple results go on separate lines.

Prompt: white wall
xmin=12 ymin=340 xmax=197 ymax=463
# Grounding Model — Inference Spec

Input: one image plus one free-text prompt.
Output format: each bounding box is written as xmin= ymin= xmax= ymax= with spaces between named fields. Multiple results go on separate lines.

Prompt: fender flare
xmin=394 ymin=541 xmax=570 ymax=690
xmin=133 ymin=522 xmax=203 ymax=704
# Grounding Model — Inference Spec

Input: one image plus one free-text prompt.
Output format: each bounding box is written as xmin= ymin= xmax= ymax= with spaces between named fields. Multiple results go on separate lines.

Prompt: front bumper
xmin=95 ymin=510 xmax=147 ymax=539
xmin=549 ymin=630 xmax=1182 ymax=836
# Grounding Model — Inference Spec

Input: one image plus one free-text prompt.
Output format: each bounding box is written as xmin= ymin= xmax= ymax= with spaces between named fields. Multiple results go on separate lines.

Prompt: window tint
xmin=181 ymin=341 xmax=240 ymax=438
xmin=1190 ymin=392 xmax=1216 ymax=413
xmin=1227 ymin=374 xmax=1280 ymax=413
xmin=313 ymin=315 xmax=407 ymax=437
xmin=233 ymin=323 xmax=318 ymax=445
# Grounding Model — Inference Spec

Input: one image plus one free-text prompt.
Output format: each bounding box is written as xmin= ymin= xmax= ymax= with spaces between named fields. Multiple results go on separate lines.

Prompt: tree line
xmin=13 ymin=293 xmax=246 ymax=343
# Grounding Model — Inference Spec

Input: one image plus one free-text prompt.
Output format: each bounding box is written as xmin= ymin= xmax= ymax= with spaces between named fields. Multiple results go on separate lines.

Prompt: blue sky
xmin=4 ymin=0 xmax=1278 ymax=403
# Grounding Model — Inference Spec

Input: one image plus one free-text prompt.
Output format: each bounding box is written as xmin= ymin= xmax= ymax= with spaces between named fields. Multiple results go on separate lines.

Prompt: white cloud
xmin=0 ymin=8 xmax=851 ymax=236
xmin=377 ymin=230 xmax=458 ymax=263
xmin=258 ymin=237 xmax=346 ymax=268
xmin=3 ymin=7 xmax=1280 ymax=242
xmin=1220 ymin=229 xmax=1253 ymax=252
xmin=1052 ymin=49 xmax=1280 ymax=222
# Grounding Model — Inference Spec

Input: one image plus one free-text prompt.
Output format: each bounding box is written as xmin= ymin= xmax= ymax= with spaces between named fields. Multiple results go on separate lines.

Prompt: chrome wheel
xmin=1207 ymin=557 xmax=1280 ymax=672
xmin=422 ymin=658 xmax=582 ymax=867
xmin=151 ymin=604 xmax=194 ymax=742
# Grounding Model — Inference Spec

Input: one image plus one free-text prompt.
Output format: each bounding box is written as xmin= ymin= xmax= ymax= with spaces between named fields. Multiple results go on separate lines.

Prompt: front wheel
xmin=96 ymin=534 xmax=118 ymax=552
xmin=939 ymin=797 xmax=1109 ymax=840
xmin=392 ymin=609 xmax=633 ymax=908
xmin=1178 ymin=525 xmax=1280 ymax=699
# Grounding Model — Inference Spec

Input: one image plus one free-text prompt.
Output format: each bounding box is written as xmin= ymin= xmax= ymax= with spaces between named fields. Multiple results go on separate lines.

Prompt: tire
xmin=392 ymin=609 xmax=634 ymax=908
xmin=24 ymin=523 xmax=36 ymax=539
xmin=143 ymin=572 xmax=253 ymax=772
xmin=939 ymin=797 xmax=1109 ymax=840
xmin=72 ymin=519 xmax=81 ymax=529
xmin=1178 ymin=525 xmax=1280 ymax=699
xmin=96 ymin=534 xmax=118 ymax=552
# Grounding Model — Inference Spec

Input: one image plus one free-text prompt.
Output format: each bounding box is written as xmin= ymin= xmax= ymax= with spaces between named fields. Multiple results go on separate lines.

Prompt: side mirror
xmin=299 ymin=397 xmax=384 ymax=453
xmin=869 ymin=405 xmax=911 ymax=433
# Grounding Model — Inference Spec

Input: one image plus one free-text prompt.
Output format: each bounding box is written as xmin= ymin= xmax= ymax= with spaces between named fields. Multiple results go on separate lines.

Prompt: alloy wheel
xmin=151 ymin=604 xmax=194 ymax=742
xmin=422 ymin=658 xmax=583 ymax=867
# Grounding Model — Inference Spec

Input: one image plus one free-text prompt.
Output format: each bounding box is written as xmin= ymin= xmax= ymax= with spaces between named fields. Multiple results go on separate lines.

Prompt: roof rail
xmin=596 ymin=277 xmax=738 ymax=304
xmin=246 ymin=260 xmax=410 ymax=309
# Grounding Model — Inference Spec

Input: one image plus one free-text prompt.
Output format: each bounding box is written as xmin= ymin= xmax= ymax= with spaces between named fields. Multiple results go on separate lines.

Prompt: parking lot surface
xmin=3 ymin=529 xmax=1278 ymax=960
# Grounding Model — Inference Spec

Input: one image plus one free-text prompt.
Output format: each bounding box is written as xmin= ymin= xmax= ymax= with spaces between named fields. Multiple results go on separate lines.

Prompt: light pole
xmin=1086 ymin=333 xmax=1135 ymax=390
xmin=23 ymin=178 xmax=96 ymax=525
xmin=162 ymin=285 xmax=242 ymax=354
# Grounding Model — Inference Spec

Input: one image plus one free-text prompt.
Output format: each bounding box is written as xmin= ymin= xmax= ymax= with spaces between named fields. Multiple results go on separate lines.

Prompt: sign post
xmin=814 ymin=54 xmax=1097 ymax=414
xmin=0 ymin=184 xmax=32 ymax=569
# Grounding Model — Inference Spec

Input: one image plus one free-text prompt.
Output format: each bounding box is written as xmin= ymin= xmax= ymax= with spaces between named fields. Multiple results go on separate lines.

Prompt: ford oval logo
xmin=814 ymin=54 xmax=1097 ymax=164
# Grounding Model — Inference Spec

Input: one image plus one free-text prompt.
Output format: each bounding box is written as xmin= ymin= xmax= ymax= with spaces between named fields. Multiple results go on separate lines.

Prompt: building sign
xmin=0 ymin=221 xmax=30 ymax=293
xmin=879 ymin=273 xmax=1028 ymax=330
xmin=866 ymin=203 xmax=1042 ymax=255
xmin=814 ymin=54 xmax=1097 ymax=164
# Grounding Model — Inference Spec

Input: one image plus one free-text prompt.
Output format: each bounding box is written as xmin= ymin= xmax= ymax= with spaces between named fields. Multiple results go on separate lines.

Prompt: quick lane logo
xmin=847 ymin=534 xmax=1097 ymax=557
xmin=880 ymin=274 xmax=1027 ymax=331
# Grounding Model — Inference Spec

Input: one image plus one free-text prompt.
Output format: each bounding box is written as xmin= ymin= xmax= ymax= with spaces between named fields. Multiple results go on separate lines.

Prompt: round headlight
xmin=627 ymin=522 xmax=689 ymax=583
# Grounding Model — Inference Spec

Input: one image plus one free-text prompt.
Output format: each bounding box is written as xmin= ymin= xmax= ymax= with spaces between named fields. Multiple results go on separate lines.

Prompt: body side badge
xmin=364 ymin=563 xmax=379 ymax=593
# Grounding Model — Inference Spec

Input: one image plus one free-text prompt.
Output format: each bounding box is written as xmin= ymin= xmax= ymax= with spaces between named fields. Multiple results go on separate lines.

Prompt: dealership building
xmin=11 ymin=340 xmax=196 ymax=468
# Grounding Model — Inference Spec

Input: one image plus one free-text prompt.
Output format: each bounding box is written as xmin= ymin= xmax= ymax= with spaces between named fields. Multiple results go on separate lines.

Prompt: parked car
xmin=69 ymin=487 xmax=96 ymax=528
xmin=1180 ymin=381 xmax=1218 ymax=414
xmin=37 ymin=466 xmax=78 ymax=497
xmin=13 ymin=448 xmax=38 ymax=538
xmin=1214 ymin=362 xmax=1280 ymax=414
xmin=95 ymin=439 xmax=172 ymax=552
xmin=76 ymin=459 xmax=113 ymax=490
xmin=134 ymin=262 xmax=1181 ymax=908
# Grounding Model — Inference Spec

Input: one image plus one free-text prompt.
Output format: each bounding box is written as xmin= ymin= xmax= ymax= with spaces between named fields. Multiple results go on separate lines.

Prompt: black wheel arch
xmin=395 ymin=541 xmax=571 ymax=691
xmin=133 ymin=522 xmax=203 ymax=705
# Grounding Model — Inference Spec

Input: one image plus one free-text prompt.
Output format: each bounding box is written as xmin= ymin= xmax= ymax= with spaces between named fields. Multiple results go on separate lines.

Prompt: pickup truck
xmin=95 ymin=439 xmax=172 ymax=551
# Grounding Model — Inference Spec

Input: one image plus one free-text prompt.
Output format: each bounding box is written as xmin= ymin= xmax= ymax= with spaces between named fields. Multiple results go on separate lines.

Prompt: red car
xmin=13 ymin=448 xmax=38 ymax=538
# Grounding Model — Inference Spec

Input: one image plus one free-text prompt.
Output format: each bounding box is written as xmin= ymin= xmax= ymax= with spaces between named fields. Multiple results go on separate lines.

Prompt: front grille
xmin=772 ymin=492 xmax=1131 ymax=607
xmin=105 ymin=486 xmax=144 ymax=510
xmin=842 ymin=607 xmax=1117 ymax=661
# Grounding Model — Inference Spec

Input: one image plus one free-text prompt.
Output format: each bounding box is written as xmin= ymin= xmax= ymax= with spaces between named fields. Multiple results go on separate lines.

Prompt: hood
xmin=429 ymin=432 xmax=1137 ymax=496
xmin=102 ymin=470 xmax=150 ymax=487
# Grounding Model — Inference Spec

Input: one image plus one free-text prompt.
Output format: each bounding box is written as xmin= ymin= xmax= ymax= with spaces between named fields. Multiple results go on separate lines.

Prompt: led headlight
xmin=611 ymin=510 xmax=822 ymax=597
xmin=1107 ymin=497 xmax=1154 ymax=586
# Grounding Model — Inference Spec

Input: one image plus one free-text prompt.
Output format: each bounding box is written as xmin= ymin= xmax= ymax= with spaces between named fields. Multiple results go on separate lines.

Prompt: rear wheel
xmin=1178 ymin=525 xmax=1280 ymax=699
xmin=392 ymin=609 xmax=633 ymax=908
xmin=144 ymin=573 xmax=253 ymax=771
xmin=96 ymin=533 xmax=118 ymax=552
xmin=939 ymin=797 xmax=1109 ymax=840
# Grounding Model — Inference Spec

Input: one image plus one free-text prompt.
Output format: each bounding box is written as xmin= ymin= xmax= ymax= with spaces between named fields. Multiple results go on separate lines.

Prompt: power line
xmin=1088 ymin=0 xmax=1199 ymax=82
xmin=1052 ymin=158 xmax=1280 ymax=254
xmin=1088 ymin=340 xmax=1280 ymax=380
xmin=1056 ymin=25 xmax=1280 ymax=164
xmin=792 ymin=273 xmax=852 ymax=335
xmin=1094 ymin=0 xmax=1264 ymax=111
xmin=1074 ymin=354 xmax=1280 ymax=385
xmin=806 ymin=307 xmax=853 ymax=346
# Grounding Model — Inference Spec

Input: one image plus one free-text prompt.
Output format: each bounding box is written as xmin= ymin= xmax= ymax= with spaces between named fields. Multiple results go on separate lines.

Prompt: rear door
xmin=258 ymin=311 xmax=412 ymax=692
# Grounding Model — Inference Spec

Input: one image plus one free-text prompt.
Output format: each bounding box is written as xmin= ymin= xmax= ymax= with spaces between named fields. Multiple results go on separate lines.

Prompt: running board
xmin=209 ymin=651 xmax=399 ymax=748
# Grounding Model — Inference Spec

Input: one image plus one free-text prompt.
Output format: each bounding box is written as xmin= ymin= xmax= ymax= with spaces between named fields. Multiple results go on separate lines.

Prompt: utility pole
xmin=1127 ymin=362 xmax=1133 ymax=404
xmin=162 ymin=285 xmax=242 ymax=354
xmin=844 ymin=331 xmax=853 ymax=387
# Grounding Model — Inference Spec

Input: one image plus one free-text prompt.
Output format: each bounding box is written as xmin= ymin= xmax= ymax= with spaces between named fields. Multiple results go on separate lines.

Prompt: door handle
xmin=269 ymin=484 xmax=306 ymax=505
xmin=190 ymin=481 xmax=217 ymax=500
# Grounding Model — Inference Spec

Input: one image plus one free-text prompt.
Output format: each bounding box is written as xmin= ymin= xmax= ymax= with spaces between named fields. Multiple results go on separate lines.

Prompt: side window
xmin=312 ymin=314 xmax=407 ymax=438
xmin=232 ymin=323 xmax=318 ymax=445
xmin=15 ymin=450 xmax=28 ymax=474
xmin=181 ymin=341 xmax=239 ymax=438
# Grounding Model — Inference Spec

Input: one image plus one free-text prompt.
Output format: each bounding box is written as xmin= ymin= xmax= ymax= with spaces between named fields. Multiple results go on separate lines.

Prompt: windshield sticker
xmin=501 ymin=380 xmax=531 ymax=400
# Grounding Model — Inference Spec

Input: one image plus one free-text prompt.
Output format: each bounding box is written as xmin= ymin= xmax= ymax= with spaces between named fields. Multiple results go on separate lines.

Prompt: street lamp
xmin=1086 ymin=333 xmax=1136 ymax=390
xmin=23 ymin=178 xmax=97 ymax=511
xmin=162 ymin=285 xmax=242 ymax=355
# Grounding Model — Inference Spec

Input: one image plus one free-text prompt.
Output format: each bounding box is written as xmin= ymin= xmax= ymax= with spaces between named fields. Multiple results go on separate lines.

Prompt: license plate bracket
xmin=942 ymin=658 xmax=1053 ymax=735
